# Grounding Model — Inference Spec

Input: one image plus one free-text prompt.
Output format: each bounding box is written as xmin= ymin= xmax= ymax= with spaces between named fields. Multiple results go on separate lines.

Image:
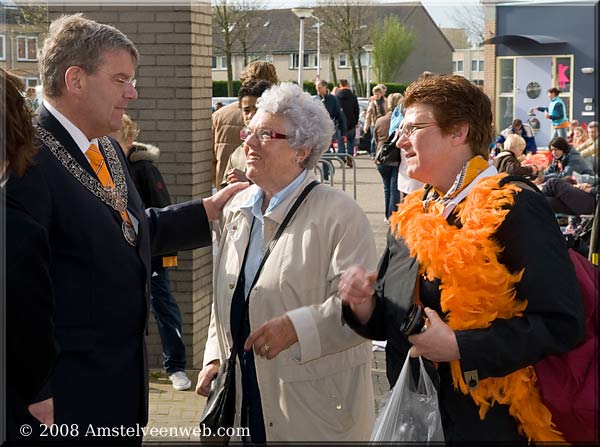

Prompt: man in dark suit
xmin=5 ymin=14 xmax=245 ymax=444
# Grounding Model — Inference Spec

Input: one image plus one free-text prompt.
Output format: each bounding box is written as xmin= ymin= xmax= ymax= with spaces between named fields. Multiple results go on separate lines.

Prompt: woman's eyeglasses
xmin=240 ymin=127 xmax=287 ymax=142
xmin=398 ymin=121 xmax=438 ymax=137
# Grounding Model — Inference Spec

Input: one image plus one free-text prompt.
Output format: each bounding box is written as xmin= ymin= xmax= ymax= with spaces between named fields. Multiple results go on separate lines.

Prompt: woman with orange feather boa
xmin=338 ymin=74 xmax=585 ymax=442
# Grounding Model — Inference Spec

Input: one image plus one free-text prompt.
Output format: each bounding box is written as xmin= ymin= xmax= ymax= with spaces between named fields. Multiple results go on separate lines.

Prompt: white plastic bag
xmin=371 ymin=354 xmax=444 ymax=442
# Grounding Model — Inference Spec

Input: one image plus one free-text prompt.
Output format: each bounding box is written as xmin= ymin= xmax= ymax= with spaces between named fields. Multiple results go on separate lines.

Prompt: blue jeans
xmin=339 ymin=128 xmax=356 ymax=156
xmin=552 ymin=126 xmax=568 ymax=139
xmin=370 ymin=126 xmax=377 ymax=156
xmin=150 ymin=267 xmax=186 ymax=374
xmin=376 ymin=164 xmax=400 ymax=218
xmin=336 ymin=128 xmax=347 ymax=155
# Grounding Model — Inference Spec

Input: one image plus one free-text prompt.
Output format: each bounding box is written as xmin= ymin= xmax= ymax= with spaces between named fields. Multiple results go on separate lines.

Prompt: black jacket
xmin=127 ymin=142 xmax=176 ymax=271
xmin=5 ymin=105 xmax=212 ymax=438
xmin=319 ymin=92 xmax=346 ymax=136
xmin=336 ymin=88 xmax=359 ymax=130
xmin=343 ymin=180 xmax=584 ymax=442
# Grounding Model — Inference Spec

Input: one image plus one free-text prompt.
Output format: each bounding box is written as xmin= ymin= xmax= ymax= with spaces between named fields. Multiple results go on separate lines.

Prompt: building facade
xmin=212 ymin=4 xmax=453 ymax=89
xmin=482 ymin=1 xmax=597 ymax=147
xmin=0 ymin=3 xmax=48 ymax=87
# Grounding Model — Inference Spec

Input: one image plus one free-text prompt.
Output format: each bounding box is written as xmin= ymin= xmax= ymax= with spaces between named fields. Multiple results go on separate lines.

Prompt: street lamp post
xmin=363 ymin=44 xmax=374 ymax=97
xmin=292 ymin=8 xmax=314 ymax=89
xmin=311 ymin=15 xmax=322 ymax=79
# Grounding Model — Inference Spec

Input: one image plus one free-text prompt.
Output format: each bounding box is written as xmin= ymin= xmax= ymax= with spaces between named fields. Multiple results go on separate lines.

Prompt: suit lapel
xmin=36 ymin=105 xmax=125 ymax=227
xmin=36 ymin=105 xmax=97 ymax=179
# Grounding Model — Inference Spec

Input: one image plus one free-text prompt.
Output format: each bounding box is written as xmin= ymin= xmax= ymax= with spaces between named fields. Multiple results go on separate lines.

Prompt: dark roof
xmin=213 ymin=3 xmax=451 ymax=55
xmin=483 ymin=34 xmax=567 ymax=45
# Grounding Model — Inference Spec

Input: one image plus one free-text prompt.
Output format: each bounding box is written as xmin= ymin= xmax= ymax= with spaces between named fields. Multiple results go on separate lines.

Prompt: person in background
xmin=213 ymin=101 xmax=224 ymax=112
xmin=111 ymin=114 xmax=192 ymax=391
xmin=541 ymin=136 xmax=594 ymax=183
xmin=572 ymin=126 xmax=590 ymax=150
xmin=364 ymin=85 xmax=388 ymax=159
xmin=24 ymin=86 xmax=40 ymax=113
xmin=567 ymin=119 xmax=580 ymax=143
xmin=338 ymin=74 xmax=583 ymax=443
xmin=388 ymin=93 xmax=404 ymax=137
xmin=373 ymin=93 xmax=404 ymax=222
xmin=531 ymin=87 xmax=569 ymax=139
xmin=493 ymin=134 xmax=539 ymax=179
xmin=5 ymin=14 xmax=245 ymax=444
xmin=212 ymin=61 xmax=278 ymax=189
xmin=577 ymin=121 xmax=598 ymax=159
xmin=495 ymin=118 xmax=537 ymax=154
xmin=196 ymin=83 xmax=376 ymax=443
xmin=315 ymin=79 xmax=347 ymax=180
xmin=336 ymin=78 xmax=359 ymax=165
xmin=220 ymin=79 xmax=272 ymax=187
xmin=2 ymin=67 xmax=59 ymax=441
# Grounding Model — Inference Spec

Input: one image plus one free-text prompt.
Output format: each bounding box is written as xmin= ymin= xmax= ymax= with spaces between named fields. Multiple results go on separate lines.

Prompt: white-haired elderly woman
xmin=196 ymin=82 xmax=377 ymax=442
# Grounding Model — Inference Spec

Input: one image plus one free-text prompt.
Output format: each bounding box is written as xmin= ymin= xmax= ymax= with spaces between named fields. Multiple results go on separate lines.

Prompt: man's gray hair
xmin=257 ymin=82 xmax=334 ymax=169
xmin=40 ymin=13 xmax=139 ymax=98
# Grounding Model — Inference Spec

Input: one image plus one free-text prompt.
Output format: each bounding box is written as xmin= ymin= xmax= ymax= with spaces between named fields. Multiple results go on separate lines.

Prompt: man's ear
xmin=64 ymin=66 xmax=86 ymax=97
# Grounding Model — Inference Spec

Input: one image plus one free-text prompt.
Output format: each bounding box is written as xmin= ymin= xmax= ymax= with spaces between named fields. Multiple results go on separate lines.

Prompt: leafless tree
xmin=448 ymin=2 xmax=484 ymax=46
xmin=213 ymin=0 xmax=263 ymax=95
xmin=316 ymin=0 xmax=375 ymax=97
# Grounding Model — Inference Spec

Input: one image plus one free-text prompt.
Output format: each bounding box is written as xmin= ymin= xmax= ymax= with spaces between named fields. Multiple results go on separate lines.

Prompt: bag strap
xmin=229 ymin=180 xmax=320 ymax=358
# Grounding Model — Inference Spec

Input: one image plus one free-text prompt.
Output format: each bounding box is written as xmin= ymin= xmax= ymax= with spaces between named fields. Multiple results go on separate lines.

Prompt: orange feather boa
xmin=389 ymin=173 xmax=564 ymax=442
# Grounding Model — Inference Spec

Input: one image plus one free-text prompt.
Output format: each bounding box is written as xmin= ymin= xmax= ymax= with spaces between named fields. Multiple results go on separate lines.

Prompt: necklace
xmin=35 ymin=125 xmax=136 ymax=245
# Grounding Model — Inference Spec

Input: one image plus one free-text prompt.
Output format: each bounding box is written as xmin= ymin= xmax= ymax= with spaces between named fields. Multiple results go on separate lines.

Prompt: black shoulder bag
xmin=375 ymin=132 xmax=400 ymax=166
xmin=199 ymin=180 xmax=319 ymax=442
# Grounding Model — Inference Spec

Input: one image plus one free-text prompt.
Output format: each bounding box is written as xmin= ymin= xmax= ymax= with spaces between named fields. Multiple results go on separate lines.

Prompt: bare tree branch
xmin=316 ymin=0 xmax=375 ymax=96
xmin=448 ymin=3 xmax=484 ymax=46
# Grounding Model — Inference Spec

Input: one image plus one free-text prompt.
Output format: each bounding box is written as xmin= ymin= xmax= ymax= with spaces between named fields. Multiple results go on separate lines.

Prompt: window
xmin=555 ymin=56 xmax=572 ymax=94
xmin=0 ymin=34 xmax=5 ymax=61
xmin=17 ymin=36 xmax=38 ymax=61
xmin=497 ymin=58 xmax=515 ymax=133
xmin=24 ymin=77 xmax=39 ymax=88
xmin=339 ymin=53 xmax=348 ymax=68
xmin=290 ymin=53 xmax=318 ymax=69
xmin=211 ymin=55 xmax=226 ymax=70
xmin=455 ymin=60 xmax=464 ymax=72
xmin=498 ymin=58 xmax=514 ymax=94
xmin=471 ymin=60 xmax=484 ymax=72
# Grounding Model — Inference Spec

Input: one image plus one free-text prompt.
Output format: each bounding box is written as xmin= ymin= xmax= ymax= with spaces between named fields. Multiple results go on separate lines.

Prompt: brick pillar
xmin=48 ymin=4 xmax=214 ymax=370
xmin=482 ymin=3 xmax=497 ymax=121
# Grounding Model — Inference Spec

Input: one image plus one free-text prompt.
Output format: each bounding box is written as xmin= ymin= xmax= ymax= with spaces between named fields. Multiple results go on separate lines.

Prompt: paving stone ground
xmin=144 ymin=154 xmax=391 ymax=444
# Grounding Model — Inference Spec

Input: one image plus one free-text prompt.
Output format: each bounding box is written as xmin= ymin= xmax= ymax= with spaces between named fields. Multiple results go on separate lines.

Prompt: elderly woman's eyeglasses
xmin=240 ymin=127 xmax=287 ymax=142
xmin=399 ymin=121 xmax=438 ymax=137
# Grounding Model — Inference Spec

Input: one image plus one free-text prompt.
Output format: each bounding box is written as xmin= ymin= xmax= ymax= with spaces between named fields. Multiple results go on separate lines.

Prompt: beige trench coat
xmin=204 ymin=173 xmax=378 ymax=441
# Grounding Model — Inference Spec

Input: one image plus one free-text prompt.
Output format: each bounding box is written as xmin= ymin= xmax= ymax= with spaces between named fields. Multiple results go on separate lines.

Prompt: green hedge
xmin=212 ymin=80 xmax=409 ymax=97
xmin=212 ymin=80 xmax=242 ymax=97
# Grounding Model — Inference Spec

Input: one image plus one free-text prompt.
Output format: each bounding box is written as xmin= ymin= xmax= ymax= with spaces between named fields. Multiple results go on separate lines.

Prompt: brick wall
xmin=483 ymin=4 xmax=497 ymax=116
xmin=48 ymin=4 xmax=214 ymax=370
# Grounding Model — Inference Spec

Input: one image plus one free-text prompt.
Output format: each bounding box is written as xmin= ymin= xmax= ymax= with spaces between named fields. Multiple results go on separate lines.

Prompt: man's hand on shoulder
xmin=202 ymin=182 xmax=249 ymax=221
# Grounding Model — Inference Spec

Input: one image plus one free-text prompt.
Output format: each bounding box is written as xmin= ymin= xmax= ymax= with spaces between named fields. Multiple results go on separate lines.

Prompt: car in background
xmin=211 ymin=97 xmax=237 ymax=112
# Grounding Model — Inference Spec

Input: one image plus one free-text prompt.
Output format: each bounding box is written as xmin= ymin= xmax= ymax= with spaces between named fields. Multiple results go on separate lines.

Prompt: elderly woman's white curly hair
xmin=256 ymin=82 xmax=335 ymax=169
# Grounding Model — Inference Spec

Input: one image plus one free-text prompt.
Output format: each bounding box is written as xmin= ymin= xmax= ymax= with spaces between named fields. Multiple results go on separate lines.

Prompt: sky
xmin=255 ymin=0 xmax=483 ymax=28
